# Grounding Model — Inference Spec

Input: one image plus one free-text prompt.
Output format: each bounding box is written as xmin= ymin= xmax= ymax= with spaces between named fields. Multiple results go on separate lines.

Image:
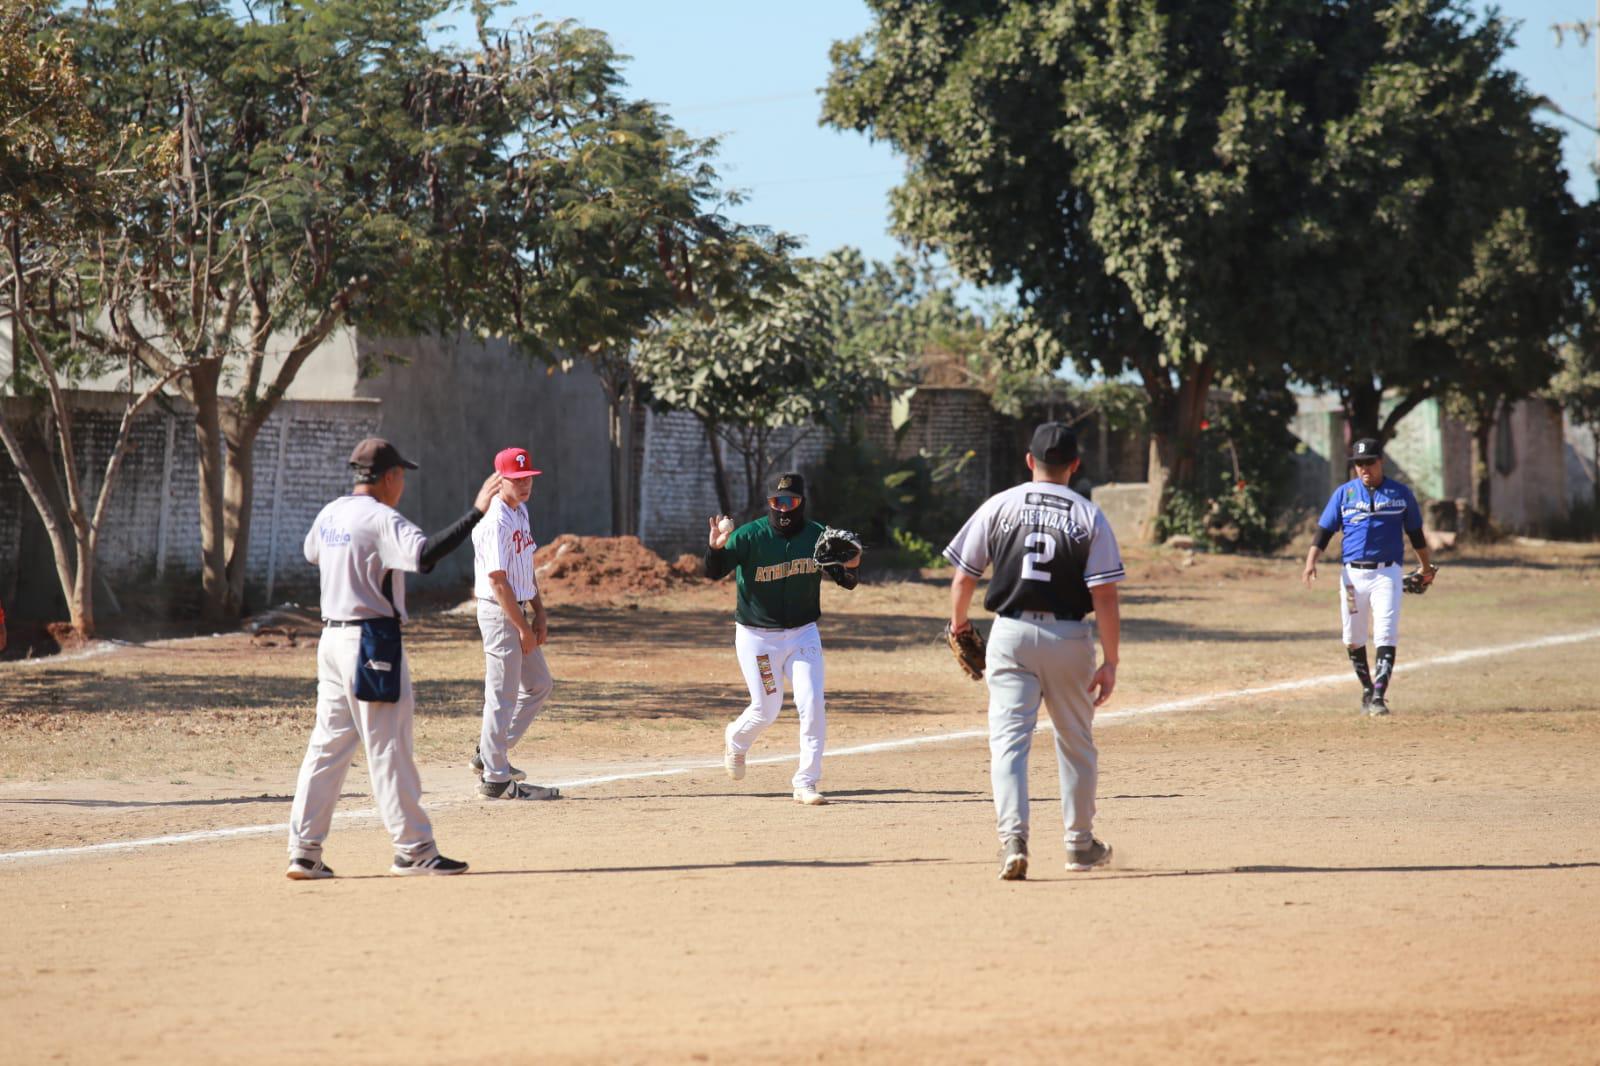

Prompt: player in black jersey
xmin=944 ymin=423 xmax=1126 ymax=880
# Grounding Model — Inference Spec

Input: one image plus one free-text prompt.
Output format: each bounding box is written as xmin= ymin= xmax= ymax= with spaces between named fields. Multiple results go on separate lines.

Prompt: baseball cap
xmin=1348 ymin=438 xmax=1383 ymax=462
xmin=348 ymin=438 xmax=418 ymax=479
xmin=1029 ymin=422 xmax=1079 ymax=465
xmin=771 ymin=471 xmax=805 ymax=497
xmin=494 ymin=447 xmax=542 ymax=479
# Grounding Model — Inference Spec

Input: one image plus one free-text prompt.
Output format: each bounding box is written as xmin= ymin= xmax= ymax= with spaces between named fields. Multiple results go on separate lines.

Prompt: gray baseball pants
xmin=476 ymin=599 xmax=554 ymax=784
xmin=985 ymin=614 xmax=1099 ymax=850
xmin=288 ymin=625 xmax=439 ymax=863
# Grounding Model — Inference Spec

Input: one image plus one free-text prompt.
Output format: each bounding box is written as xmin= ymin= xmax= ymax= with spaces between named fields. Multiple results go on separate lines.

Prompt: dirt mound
xmin=533 ymin=535 xmax=704 ymax=604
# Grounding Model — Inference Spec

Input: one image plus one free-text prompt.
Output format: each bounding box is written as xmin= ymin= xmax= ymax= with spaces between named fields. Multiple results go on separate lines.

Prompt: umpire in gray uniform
xmin=944 ymin=423 xmax=1125 ymax=881
xmin=286 ymin=438 xmax=499 ymax=880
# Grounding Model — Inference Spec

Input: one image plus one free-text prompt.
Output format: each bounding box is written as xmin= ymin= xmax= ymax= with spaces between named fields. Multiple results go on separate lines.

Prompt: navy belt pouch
xmin=354 ymin=617 xmax=404 ymax=703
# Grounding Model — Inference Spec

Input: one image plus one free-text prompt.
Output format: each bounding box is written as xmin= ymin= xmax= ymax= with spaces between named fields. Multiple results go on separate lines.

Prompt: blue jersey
xmin=1317 ymin=477 xmax=1423 ymax=564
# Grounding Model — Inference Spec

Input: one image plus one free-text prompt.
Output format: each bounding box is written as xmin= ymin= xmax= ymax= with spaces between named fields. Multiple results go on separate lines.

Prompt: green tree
xmin=0 ymin=0 xmax=192 ymax=636
xmin=54 ymin=0 xmax=767 ymax=616
xmin=824 ymin=1 xmax=1575 ymax=537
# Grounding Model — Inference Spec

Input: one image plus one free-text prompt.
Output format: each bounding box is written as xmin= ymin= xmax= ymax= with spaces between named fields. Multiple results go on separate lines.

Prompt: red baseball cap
xmin=494 ymin=447 xmax=542 ymax=479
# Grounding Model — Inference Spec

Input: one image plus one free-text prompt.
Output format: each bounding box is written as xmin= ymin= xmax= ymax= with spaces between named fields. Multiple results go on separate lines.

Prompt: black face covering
xmin=768 ymin=502 xmax=806 ymax=536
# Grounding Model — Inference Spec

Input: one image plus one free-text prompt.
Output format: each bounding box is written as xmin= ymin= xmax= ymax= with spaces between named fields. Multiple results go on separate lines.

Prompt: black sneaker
xmin=997 ymin=836 xmax=1028 ymax=881
xmin=389 ymin=854 xmax=469 ymax=876
xmin=1360 ymin=690 xmax=1374 ymax=715
xmin=469 ymin=747 xmax=526 ymax=782
xmin=285 ymin=857 xmax=334 ymax=880
xmin=1065 ymin=839 xmax=1113 ymax=872
xmin=1367 ymin=696 xmax=1391 ymax=717
xmin=477 ymin=778 xmax=560 ymax=801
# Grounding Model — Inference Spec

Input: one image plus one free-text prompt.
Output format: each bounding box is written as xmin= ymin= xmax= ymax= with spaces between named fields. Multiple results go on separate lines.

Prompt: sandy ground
xmin=2 ymin=542 xmax=1598 ymax=1063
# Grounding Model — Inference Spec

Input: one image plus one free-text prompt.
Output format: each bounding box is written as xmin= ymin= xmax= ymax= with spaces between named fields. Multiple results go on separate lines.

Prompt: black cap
xmin=349 ymin=437 xmax=419 ymax=480
xmin=1348 ymin=438 xmax=1383 ymax=462
xmin=771 ymin=471 xmax=805 ymax=497
xmin=1029 ymin=422 xmax=1079 ymax=465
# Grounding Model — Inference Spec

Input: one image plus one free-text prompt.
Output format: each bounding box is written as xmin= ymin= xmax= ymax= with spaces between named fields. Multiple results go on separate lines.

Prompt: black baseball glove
xmin=1402 ymin=566 xmax=1438 ymax=595
xmin=944 ymin=622 xmax=986 ymax=682
xmin=814 ymin=527 xmax=863 ymax=589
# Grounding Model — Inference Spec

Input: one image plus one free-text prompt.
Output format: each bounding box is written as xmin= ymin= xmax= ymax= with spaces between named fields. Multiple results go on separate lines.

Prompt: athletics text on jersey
xmin=707 ymin=519 xmax=828 ymax=629
xmin=1317 ymin=477 xmax=1423 ymax=563
xmin=303 ymin=495 xmax=427 ymax=621
xmin=472 ymin=496 xmax=539 ymax=601
xmin=943 ymin=482 xmax=1124 ymax=618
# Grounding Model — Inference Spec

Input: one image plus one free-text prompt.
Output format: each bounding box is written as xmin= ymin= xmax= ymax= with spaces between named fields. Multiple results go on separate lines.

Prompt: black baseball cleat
xmin=1065 ymin=839 xmax=1113 ymax=872
xmin=997 ymin=836 xmax=1028 ymax=881
xmin=1366 ymin=696 xmax=1391 ymax=717
xmin=389 ymin=854 xmax=469 ymax=876
xmin=1360 ymin=690 xmax=1375 ymax=715
xmin=477 ymin=778 xmax=560 ymax=800
xmin=469 ymin=746 xmax=527 ymax=782
xmin=285 ymin=857 xmax=334 ymax=880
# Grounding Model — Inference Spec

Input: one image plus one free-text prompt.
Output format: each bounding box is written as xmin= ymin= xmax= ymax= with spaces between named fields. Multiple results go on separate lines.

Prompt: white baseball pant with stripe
xmin=725 ymin=622 xmax=826 ymax=790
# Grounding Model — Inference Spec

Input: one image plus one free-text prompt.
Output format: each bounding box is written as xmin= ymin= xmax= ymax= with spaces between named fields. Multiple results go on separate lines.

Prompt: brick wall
xmin=0 ymin=394 xmax=379 ymax=618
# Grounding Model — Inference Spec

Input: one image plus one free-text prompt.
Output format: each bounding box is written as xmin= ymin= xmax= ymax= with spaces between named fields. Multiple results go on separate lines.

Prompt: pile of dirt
xmin=533 ymin=535 xmax=703 ymax=604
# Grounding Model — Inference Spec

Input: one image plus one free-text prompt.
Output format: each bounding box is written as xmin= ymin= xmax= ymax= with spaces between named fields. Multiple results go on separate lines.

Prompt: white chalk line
xmin=3 ymin=625 xmax=1597 ymax=867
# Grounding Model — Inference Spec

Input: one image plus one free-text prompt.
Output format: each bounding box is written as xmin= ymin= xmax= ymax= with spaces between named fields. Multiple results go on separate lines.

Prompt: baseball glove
xmin=813 ymin=526 xmax=863 ymax=569
xmin=1402 ymin=566 xmax=1437 ymax=595
xmin=944 ymin=622 xmax=986 ymax=681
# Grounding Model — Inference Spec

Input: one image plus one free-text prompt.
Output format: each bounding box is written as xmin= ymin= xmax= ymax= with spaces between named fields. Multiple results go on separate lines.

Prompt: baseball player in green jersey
xmin=706 ymin=472 xmax=860 ymax=805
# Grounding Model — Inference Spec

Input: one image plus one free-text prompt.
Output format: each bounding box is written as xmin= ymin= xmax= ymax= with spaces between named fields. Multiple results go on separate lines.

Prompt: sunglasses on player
xmin=768 ymin=494 xmax=803 ymax=512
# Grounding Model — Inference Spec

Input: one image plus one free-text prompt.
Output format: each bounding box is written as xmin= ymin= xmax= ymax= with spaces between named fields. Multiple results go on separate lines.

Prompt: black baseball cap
xmin=1029 ymin=422 xmax=1079 ymax=465
xmin=1347 ymin=438 xmax=1383 ymax=462
xmin=771 ymin=471 xmax=805 ymax=497
xmin=349 ymin=438 xmax=419 ymax=480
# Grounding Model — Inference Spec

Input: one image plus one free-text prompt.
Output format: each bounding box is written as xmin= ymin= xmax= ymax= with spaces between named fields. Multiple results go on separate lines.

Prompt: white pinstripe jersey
xmin=472 ymin=496 xmax=539 ymax=602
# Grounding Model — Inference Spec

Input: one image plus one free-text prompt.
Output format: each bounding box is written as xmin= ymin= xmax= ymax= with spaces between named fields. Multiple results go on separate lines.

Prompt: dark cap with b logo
xmin=1029 ymin=422 xmax=1079 ymax=465
xmin=349 ymin=438 xmax=419 ymax=481
xmin=1347 ymin=438 xmax=1383 ymax=462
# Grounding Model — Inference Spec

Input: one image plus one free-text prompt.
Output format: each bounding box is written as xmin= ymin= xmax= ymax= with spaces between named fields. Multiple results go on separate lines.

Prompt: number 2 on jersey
xmin=1020 ymin=532 xmax=1056 ymax=582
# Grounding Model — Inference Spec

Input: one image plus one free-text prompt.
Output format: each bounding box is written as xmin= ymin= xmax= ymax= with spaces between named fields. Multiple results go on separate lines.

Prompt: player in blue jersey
xmin=1302 ymin=438 xmax=1437 ymax=715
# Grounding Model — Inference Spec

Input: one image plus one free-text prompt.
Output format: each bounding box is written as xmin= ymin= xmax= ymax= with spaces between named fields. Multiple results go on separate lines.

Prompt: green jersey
xmin=706 ymin=518 xmax=829 ymax=629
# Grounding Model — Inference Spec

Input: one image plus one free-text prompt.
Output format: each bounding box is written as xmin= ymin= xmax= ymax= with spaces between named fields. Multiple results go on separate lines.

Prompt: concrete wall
xmin=0 ymin=393 xmax=379 ymax=618
xmin=347 ymin=334 xmax=612 ymax=590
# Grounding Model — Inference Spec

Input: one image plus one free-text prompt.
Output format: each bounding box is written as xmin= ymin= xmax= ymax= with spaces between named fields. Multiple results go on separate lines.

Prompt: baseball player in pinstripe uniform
xmin=945 ymin=423 xmax=1125 ymax=881
xmin=469 ymin=447 xmax=560 ymax=800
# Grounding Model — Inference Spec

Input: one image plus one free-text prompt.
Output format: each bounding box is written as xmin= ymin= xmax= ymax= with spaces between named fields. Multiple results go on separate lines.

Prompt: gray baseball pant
xmin=985 ymin=614 xmax=1099 ymax=850
xmin=476 ymin=599 xmax=554 ymax=784
xmin=288 ymin=625 xmax=439 ymax=863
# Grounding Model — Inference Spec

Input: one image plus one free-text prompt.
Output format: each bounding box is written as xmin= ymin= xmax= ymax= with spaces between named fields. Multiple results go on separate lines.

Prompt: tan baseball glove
xmin=944 ymin=622 xmax=986 ymax=681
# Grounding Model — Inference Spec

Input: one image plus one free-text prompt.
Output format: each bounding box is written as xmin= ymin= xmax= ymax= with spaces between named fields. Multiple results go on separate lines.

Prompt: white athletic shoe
xmin=792 ymin=785 xmax=829 ymax=806
xmin=724 ymin=747 xmax=746 ymax=781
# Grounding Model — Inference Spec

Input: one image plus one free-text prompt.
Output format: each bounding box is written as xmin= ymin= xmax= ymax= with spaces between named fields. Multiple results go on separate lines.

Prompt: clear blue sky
xmin=510 ymin=1 xmax=1598 ymax=267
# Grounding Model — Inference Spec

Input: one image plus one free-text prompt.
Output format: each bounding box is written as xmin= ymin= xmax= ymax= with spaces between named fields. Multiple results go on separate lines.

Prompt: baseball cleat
xmin=1360 ymin=690 xmax=1374 ymax=715
xmin=1065 ymin=839 xmax=1113 ymax=871
xmin=477 ymin=779 xmax=561 ymax=800
xmin=792 ymin=785 xmax=829 ymax=806
xmin=724 ymin=747 xmax=746 ymax=781
xmin=469 ymin=747 xmax=526 ymax=782
xmin=285 ymin=857 xmax=334 ymax=881
xmin=1367 ymin=696 xmax=1391 ymax=716
xmin=389 ymin=854 xmax=469 ymax=876
xmin=998 ymin=836 xmax=1028 ymax=881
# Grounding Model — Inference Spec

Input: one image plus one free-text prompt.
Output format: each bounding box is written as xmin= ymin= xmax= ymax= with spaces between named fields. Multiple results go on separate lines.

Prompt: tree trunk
xmin=1471 ymin=416 xmax=1493 ymax=521
xmin=221 ymin=417 xmax=256 ymax=616
xmin=1342 ymin=381 xmax=1382 ymax=442
xmin=71 ymin=539 xmax=94 ymax=639
xmin=597 ymin=368 xmax=633 ymax=537
xmin=0 ymin=413 xmax=85 ymax=632
xmin=1141 ymin=361 xmax=1214 ymax=543
xmin=190 ymin=360 xmax=229 ymax=621
xmin=702 ymin=418 xmax=733 ymax=516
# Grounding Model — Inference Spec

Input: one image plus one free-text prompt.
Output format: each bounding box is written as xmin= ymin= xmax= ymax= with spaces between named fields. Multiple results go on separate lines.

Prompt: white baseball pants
xmin=476 ymin=599 xmax=554 ymax=783
xmin=725 ymin=622 xmax=826 ymax=790
xmin=288 ymin=626 xmax=438 ymax=863
xmin=1340 ymin=563 xmax=1402 ymax=647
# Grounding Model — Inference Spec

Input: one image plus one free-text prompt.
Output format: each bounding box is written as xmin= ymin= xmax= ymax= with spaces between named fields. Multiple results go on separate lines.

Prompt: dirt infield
xmin=2 ymin=542 xmax=1598 ymax=1063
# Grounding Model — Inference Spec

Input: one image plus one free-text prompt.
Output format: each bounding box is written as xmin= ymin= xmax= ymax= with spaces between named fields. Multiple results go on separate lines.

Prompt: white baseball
xmin=717 ymin=517 xmax=734 ymax=534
